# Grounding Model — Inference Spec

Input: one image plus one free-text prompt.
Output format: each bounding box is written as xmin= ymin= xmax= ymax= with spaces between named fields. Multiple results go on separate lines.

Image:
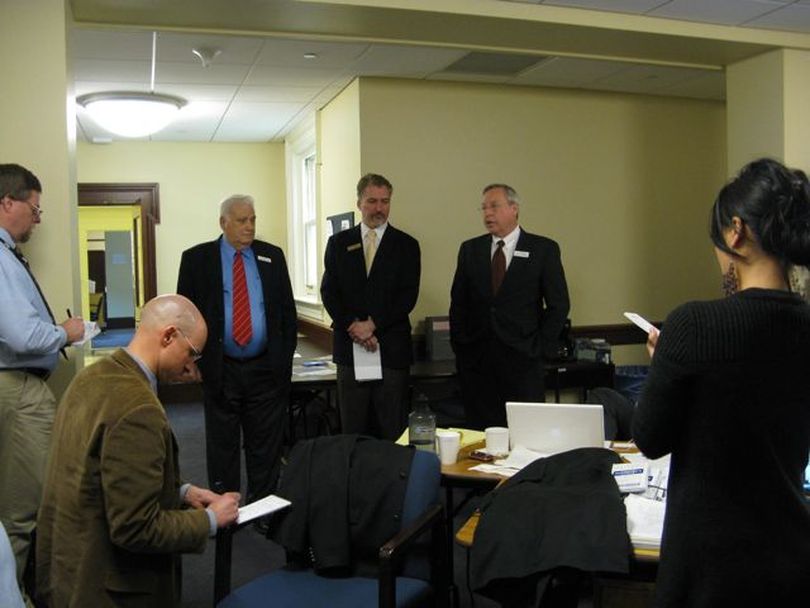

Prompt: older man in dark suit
xmin=450 ymin=183 xmax=570 ymax=430
xmin=177 ymin=195 xmax=297 ymax=505
xmin=321 ymin=174 xmax=421 ymax=439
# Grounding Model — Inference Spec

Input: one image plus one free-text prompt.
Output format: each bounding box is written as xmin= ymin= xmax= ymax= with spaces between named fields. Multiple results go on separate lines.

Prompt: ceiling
xmin=71 ymin=0 xmax=810 ymax=143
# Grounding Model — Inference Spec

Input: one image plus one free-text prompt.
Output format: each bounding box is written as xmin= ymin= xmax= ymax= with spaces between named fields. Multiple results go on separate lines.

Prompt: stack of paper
xmin=624 ymin=493 xmax=665 ymax=549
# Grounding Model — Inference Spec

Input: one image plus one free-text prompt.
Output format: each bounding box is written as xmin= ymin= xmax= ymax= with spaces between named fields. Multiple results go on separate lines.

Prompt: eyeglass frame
xmin=10 ymin=196 xmax=43 ymax=218
xmin=176 ymin=327 xmax=202 ymax=362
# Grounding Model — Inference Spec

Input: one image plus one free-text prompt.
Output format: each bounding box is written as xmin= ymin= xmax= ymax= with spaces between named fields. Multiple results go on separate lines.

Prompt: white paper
xmin=237 ymin=494 xmax=291 ymax=525
xmin=353 ymin=342 xmax=382 ymax=381
xmin=623 ymin=311 xmax=654 ymax=334
xmin=72 ymin=321 xmax=102 ymax=346
xmin=624 ymin=493 xmax=666 ymax=549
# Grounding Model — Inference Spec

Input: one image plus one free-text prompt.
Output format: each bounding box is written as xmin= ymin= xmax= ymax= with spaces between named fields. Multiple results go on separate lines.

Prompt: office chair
xmin=214 ymin=442 xmax=447 ymax=608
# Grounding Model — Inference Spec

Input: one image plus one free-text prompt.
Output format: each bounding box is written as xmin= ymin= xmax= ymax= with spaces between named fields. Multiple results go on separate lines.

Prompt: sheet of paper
xmin=624 ymin=493 xmax=666 ymax=549
xmin=353 ymin=342 xmax=382 ymax=381
xmin=237 ymin=494 xmax=291 ymax=525
xmin=72 ymin=321 xmax=102 ymax=346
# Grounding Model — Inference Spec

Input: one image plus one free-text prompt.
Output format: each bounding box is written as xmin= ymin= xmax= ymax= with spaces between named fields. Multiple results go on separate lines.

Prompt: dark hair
xmin=356 ymin=173 xmax=392 ymax=199
xmin=482 ymin=183 xmax=520 ymax=205
xmin=0 ymin=164 xmax=42 ymax=201
xmin=710 ymin=158 xmax=810 ymax=267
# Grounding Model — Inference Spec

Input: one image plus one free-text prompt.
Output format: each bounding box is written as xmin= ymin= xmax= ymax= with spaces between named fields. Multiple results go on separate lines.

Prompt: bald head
xmin=139 ymin=294 xmax=201 ymax=335
xmin=129 ymin=294 xmax=207 ymax=384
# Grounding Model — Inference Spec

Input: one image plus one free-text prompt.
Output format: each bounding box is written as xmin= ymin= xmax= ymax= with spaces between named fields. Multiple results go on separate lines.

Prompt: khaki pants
xmin=0 ymin=371 xmax=56 ymax=594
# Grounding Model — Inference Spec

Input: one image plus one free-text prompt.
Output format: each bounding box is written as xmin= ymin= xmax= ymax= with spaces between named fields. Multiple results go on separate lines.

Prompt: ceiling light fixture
xmin=77 ymin=32 xmax=187 ymax=138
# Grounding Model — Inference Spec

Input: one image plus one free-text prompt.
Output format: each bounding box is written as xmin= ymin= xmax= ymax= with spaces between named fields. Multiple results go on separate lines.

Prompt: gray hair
xmin=482 ymin=183 xmax=520 ymax=205
xmin=220 ymin=194 xmax=255 ymax=219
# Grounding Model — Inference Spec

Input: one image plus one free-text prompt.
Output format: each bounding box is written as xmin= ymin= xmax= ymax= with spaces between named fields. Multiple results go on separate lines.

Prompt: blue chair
xmin=215 ymin=447 xmax=447 ymax=608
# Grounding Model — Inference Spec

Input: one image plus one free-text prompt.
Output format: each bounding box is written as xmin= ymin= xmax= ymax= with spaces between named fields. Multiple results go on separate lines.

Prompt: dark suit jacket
xmin=449 ymin=229 xmax=570 ymax=363
xmin=37 ymin=349 xmax=210 ymax=608
xmin=177 ymin=237 xmax=297 ymax=392
xmin=320 ymin=224 xmax=420 ymax=369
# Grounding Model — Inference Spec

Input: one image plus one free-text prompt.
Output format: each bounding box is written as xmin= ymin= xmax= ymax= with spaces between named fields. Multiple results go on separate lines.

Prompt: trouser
xmin=336 ymin=364 xmax=409 ymax=440
xmin=203 ymin=358 xmax=289 ymax=503
xmin=0 ymin=371 xmax=55 ymax=598
xmin=458 ymin=339 xmax=545 ymax=431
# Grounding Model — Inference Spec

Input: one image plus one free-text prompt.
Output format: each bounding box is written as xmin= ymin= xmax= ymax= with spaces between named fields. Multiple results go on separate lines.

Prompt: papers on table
xmin=237 ymin=494 xmax=291 ymax=525
xmin=469 ymin=445 xmax=546 ymax=477
xmin=353 ymin=342 xmax=382 ymax=381
xmin=625 ymin=493 xmax=666 ymax=549
xmin=72 ymin=321 xmax=102 ymax=346
xmin=396 ymin=427 xmax=485 ymax=449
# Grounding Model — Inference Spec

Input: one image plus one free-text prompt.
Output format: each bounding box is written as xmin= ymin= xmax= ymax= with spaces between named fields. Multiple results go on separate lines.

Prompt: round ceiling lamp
xmin=77 ymin=92 xmax=187 ymax=138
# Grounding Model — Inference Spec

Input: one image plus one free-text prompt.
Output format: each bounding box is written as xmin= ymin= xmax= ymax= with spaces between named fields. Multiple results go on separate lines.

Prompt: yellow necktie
xmin=365 ymin=229 xmax=377 ymax=275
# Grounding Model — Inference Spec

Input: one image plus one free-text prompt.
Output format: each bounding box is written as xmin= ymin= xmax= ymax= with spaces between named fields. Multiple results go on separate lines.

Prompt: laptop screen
xmin=505 ymin=402 xmax=605 ymax=456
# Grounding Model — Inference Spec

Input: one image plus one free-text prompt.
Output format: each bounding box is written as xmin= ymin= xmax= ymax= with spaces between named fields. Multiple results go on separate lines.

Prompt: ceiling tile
xmin=214 ymin=101 xmax=302 ymax=141
xmin=155 ymin=61 xmax=250 ymax=85
xmin=244 ymin=65 xmax=342 ymax=87
xmin=350 ymin=45 xmax=468 ymax=77
xmin=512 ymin=56 xmax=627 ymax=86
xmin=153 ymin=32 xmax=264 ymax=64
xmin=155 ymin=83 xmax=239 ymax=101
xmin=72 ymin=29 xmax=154 ymax=60
xmin=540 ymin=0 xmax=670 ymax=14
xmin=255 ymin=38 xmax=369 ymax=68
xmin=746 ymin=3 xmax=810 ymax=32
xmin=649 ymin=0 xmax=790 ymax=26
xmin=234 ymin=85 xmax=322 ymax=103
xmin=74 ymin=59 xmax=151 ymax=83
xmin=590 ymin=63 xmax=717 ymax=93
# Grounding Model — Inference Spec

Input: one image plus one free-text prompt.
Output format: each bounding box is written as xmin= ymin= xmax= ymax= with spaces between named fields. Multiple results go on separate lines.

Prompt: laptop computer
xmin=505 ymin=402 xmax=605 ymax=455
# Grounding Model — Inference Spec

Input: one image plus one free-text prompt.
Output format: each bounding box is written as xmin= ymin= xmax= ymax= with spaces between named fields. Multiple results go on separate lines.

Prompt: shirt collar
xmin=361 ymin=221 xmax=388 ymax=240
xmin=124 ymin=348 xmax=158 ymax=394
xmin=491 ymin=225 xmax=521 ymax=247
xmin=0 ymin=227 xmax=16 ymax=250
xmin=220 ymin=236 xmax=253 ymax=259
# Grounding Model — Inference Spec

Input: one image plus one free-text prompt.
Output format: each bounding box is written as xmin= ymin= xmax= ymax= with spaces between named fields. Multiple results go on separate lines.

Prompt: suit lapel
xmin=210 ymin=238 xmax=226 ymax=318
xmin=475 ymin=235 xmax=494 ymax=297
xmin=347 ymin=225 xmax=367 ymax=281
xmin=498 ymin=229 xmax=530 ymax=294
xmin=367 ymin=225 xmax=395 ymax=280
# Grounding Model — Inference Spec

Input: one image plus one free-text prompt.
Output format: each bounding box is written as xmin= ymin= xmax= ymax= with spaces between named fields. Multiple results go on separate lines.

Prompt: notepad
xmin=237 ymin=494 xmax=291 ymax=525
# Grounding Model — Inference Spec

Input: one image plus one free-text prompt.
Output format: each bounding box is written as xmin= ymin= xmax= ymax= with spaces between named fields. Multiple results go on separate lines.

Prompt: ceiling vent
xmin=442 ymin=52 xmax=547 ymax=76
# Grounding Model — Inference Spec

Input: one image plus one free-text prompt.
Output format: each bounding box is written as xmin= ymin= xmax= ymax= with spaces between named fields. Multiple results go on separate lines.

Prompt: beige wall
xmin=1 ymin=0 xmax=80 ymax=394
xmin=76 ymin=141 xmax=286 ymax=296
xmin=355 ymin=78 xmax=726 ymax=341
xmin=318 ymin=80 xmax=362 ymax=236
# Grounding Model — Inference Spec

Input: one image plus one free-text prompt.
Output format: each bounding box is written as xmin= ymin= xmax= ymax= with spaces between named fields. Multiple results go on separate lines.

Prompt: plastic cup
xmin=435 ymin=430 xmax=461 ymax=465
xmin=485 ymin=426 xmax=510 ymax=457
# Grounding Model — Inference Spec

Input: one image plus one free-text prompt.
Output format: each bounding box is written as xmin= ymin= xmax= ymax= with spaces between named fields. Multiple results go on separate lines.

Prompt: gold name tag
xmin=347 ymin=243 xmax=362 ymax=252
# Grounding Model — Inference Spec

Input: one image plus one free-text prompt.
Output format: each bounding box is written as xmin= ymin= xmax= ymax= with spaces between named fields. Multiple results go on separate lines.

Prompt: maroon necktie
xmin=492 ymin=240 xmax=506 ymax=295
xmin=232 ymin=251 xmax=253 ymax=346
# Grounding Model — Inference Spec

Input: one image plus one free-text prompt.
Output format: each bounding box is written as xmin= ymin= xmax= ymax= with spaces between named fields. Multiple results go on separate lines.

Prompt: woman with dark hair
xmin=632 ymin=158 xmax=810 ymax=607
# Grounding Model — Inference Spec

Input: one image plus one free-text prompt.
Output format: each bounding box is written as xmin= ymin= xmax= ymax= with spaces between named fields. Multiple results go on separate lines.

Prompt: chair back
xmin=400 ymin=449 xmax=440 ymax=580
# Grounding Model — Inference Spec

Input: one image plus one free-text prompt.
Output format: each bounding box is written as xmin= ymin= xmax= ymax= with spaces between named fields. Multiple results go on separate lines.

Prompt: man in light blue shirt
xmin=0 ymin=164 xmax=84 ymax=603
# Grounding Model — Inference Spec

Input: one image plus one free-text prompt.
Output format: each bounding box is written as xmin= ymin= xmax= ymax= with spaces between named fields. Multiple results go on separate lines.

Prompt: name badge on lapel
xmin=347 ymin=243 xmax=362 ymax=252
xmin=514 ymin=250 xmax=530 ymax=258
xmin=257 ymin=255 xmax=272 ymax=264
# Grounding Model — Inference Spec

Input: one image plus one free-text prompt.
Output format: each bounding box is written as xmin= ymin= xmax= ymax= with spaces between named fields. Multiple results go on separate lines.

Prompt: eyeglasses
xmin=479 ymin=202 xmax=507 ymax=213
xmin=12 ymin=197 xmax=43 ymax=218
xmin=176 ymin=327 xmax=202 ymax=362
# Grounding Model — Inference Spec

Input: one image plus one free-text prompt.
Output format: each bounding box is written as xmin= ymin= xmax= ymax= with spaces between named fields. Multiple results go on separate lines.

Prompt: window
xmin=286 ymin=119 xmax=320 ymax=312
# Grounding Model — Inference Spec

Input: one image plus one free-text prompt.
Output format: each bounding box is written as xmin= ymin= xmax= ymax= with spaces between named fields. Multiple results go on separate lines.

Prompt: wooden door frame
xmin=77 ymin=183 xmax=160 ymax=302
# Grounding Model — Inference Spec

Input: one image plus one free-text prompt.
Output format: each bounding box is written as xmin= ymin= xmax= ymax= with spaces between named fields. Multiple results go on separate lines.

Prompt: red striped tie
xmin=232 ymin=251 xmax=253 ymax=346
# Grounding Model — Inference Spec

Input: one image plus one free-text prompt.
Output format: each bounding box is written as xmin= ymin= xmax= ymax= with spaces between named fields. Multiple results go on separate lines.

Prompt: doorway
xmin=77 ymin=183 xmax=160 ymax=326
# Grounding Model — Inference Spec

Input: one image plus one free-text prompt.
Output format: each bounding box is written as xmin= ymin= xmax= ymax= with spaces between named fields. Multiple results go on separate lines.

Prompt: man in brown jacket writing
xmin=36 ymin=295 xmax=240 ymax=607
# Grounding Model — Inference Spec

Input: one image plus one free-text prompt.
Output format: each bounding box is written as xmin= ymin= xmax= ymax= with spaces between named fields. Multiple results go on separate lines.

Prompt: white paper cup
xmin=485 ymin=426 xmax=510 ymax=457
xmin=435 ymin=430 xmax=461 ymax=465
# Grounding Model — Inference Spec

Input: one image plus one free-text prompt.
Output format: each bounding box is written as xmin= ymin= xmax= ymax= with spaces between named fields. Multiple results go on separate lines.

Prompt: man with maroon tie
xmin=178 ymin=195 xmax=297 ymax=510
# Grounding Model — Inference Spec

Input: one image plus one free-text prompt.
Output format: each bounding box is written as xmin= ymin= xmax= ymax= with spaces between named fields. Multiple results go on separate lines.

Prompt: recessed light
xmin=304 ymin=52 xmax=318 ymax=60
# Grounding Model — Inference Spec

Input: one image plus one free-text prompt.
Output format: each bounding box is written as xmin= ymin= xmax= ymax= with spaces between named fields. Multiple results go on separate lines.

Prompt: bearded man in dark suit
xmin=177 ymin=195 xmax=297 ymax=504
xmin=450 ymin=183 xmax=570 ymax=430
xmin=321 ymin=174 xmax=421 ymax=439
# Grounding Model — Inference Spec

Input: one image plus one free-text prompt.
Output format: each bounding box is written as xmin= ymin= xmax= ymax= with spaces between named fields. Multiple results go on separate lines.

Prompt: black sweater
xmin=633 ymin=288 xmax=810 ymax=608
